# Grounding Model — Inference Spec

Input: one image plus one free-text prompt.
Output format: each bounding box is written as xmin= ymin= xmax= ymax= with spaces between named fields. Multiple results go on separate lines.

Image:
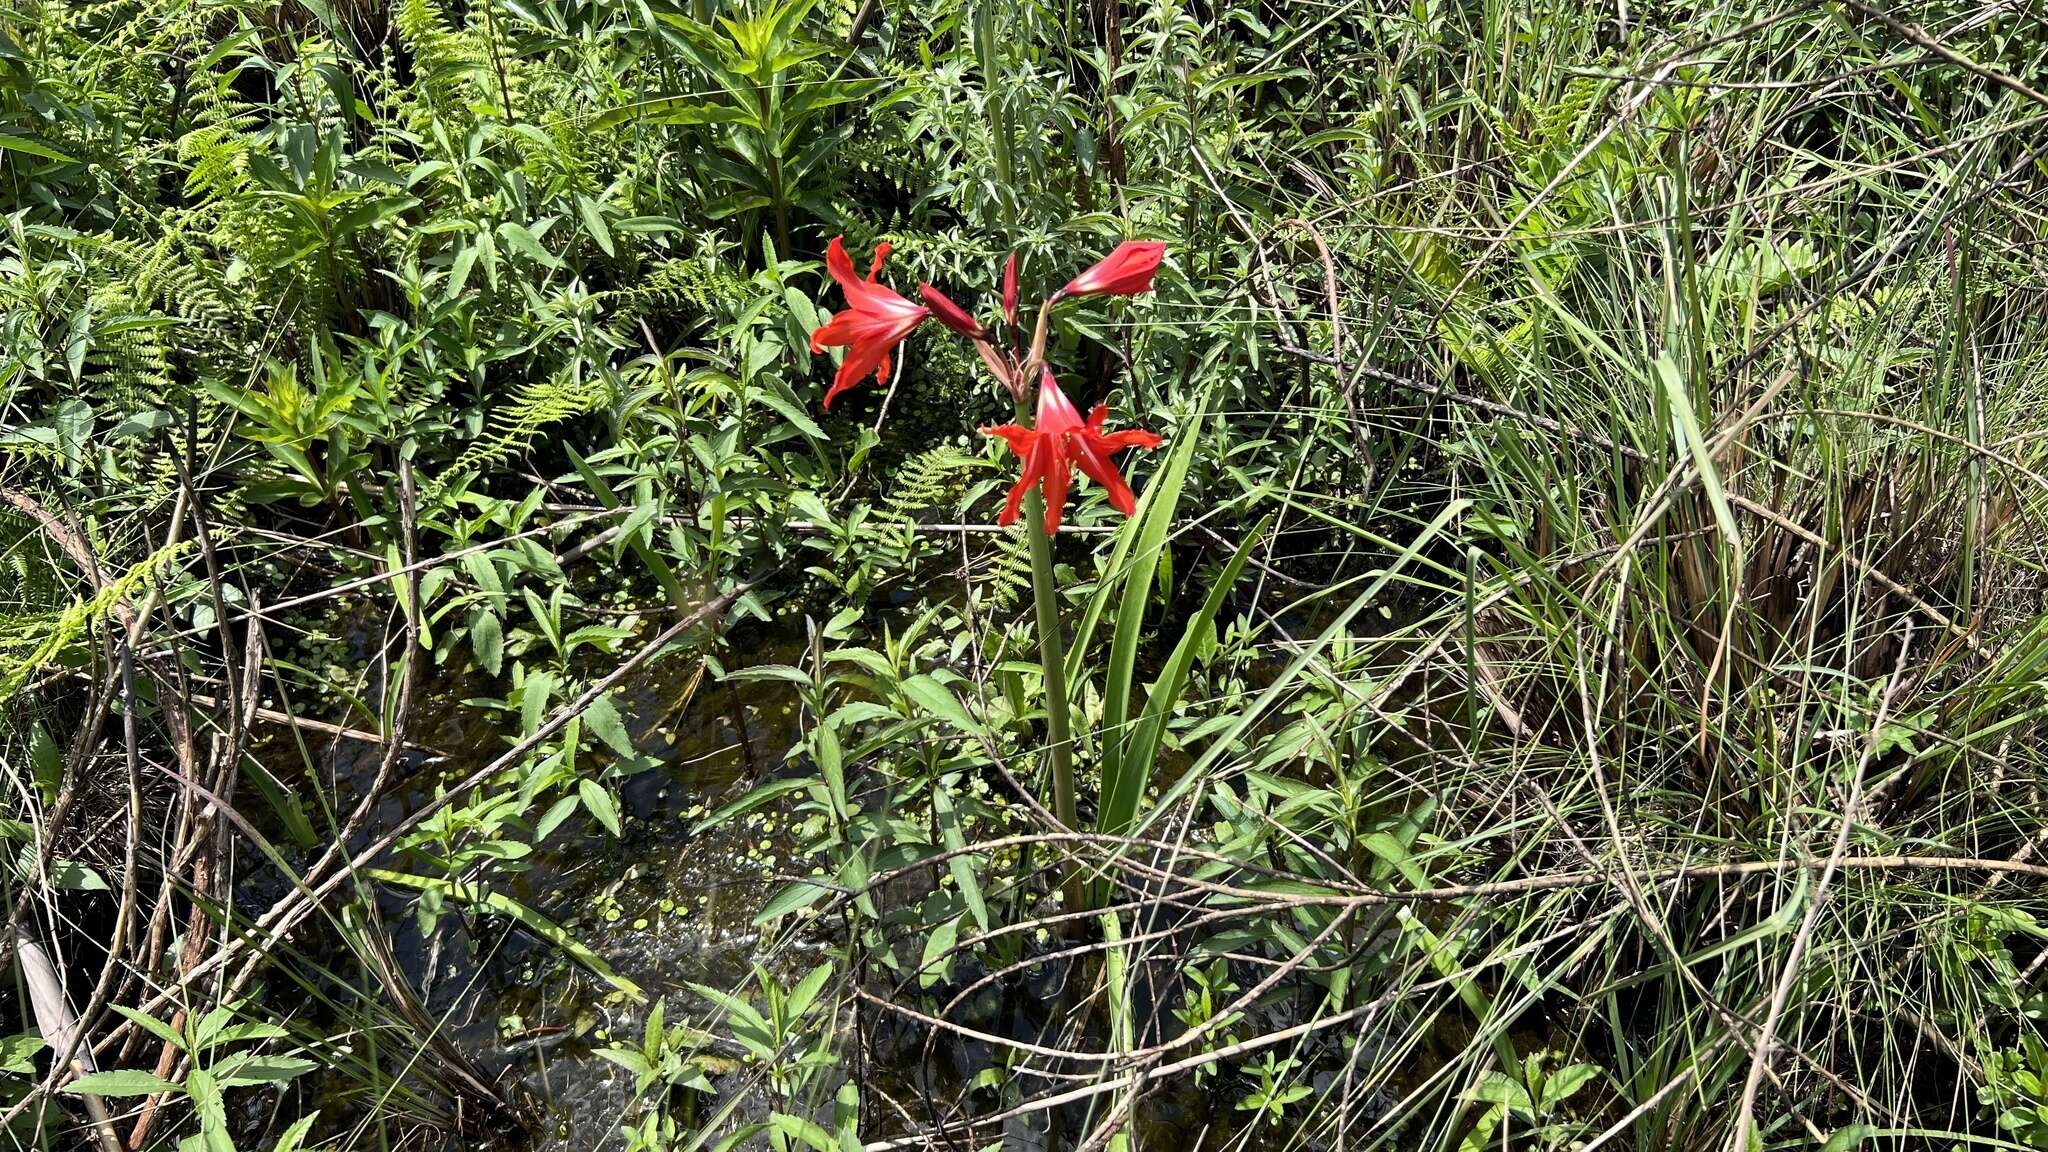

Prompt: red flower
xmin=919 ymin=283 xmax=987 ymax=339
xmin=983 ymin=370 xmax=1164 ymax=534
xmin=809 ymin=236 xmax=928 ymax=408
xmin=1061 ymin=240 xmax=1165 ymax=299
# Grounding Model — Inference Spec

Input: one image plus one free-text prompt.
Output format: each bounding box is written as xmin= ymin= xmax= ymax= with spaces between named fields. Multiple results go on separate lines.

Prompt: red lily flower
xmin=919 ymin=283 xmax=987 ymax=339
xmin=809 ymin=236 xmax=928 ymax=408
xmin=983 ymin=370 xmax=1164 ymax=534
xmin=1061 ymin=240 xmax=1165 ymax=299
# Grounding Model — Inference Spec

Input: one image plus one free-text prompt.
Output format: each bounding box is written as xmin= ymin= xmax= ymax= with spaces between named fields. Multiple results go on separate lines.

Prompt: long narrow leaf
xmin=1099 ymin=516 xmax=1270 ymax=834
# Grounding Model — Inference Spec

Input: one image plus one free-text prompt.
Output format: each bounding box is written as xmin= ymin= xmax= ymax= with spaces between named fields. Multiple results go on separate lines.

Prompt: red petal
xmin=1035 ymin=369 xmax=1084 ymax=434
xmin=1002 ymin=435 xmax=1054 ymax=526
xmin=982 ymin=423 xmax=1038 ymax=458
xmin=826 ymin=235 xmax=856 ymax=287
xmin=997 ymin=473 xmax=1032 ymax=526
xmin=1040 ymin=436 xmax=1071 ymax=535
xmin=1071 ymin=435 xmax=1137 ymax=515
xmin=822 ymin=345 xmax=882 ymax=408
xmin=1096 ymin=427 xmax=1164 ymax=451
xmin=808 ymin=310 xmax=858 ymax=353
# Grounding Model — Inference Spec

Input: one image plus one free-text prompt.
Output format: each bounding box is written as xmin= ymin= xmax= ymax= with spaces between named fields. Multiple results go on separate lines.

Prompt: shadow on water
xmin=255 ymin=612 xmax=820 ymax=1150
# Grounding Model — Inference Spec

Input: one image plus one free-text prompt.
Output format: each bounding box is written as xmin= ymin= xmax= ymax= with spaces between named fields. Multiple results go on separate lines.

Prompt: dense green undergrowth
xmin=3 ymin=0 xmax=2048 ymax=1150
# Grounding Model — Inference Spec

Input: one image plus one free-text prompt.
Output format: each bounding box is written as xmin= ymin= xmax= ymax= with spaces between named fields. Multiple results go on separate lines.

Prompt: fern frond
xmin=439 ymin=370 xmax=613 ymax=488
xmin=881 ymin=444 xmax=983 ymax=521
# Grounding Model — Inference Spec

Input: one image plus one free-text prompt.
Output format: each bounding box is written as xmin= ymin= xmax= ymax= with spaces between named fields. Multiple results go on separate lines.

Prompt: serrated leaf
xmin=217 ymin=1055 xmax=318 ymax=1086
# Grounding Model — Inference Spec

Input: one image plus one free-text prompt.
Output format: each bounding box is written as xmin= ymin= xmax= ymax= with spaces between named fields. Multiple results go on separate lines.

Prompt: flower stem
xmin=1016 ymin=382 xmax=1084 ymax=913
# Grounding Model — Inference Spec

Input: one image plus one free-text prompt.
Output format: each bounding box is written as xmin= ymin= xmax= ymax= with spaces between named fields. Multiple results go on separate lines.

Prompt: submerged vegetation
xmin=3 ymin=0 xmax=2048 ymax=1149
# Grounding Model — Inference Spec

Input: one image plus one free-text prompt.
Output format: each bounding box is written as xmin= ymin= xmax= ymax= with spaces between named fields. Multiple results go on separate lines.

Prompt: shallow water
xmin=263 ymin=615 xmax=819 ymax=1150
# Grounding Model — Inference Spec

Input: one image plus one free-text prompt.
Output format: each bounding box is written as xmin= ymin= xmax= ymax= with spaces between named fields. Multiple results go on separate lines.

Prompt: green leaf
xmin=519 ymin=670 xmax=555 ymax=738
xmin=0 ymin=1033 xmax=44 ymax=1075
xmin=0 ymin=131 xmax=76 ymax=162
xmin=783 ymin=962 xmax=834 ymax=1021
xmin=68 ymin=1069 xmax=181 ymax=1096
xmin=575 ymin=193 xmax=615 ymax=258
xmin=900 ymin=675 xmax=977 ymax=736
xmin=932 ymin=784 xmax=987 ymax=932
xmin=496 ymin=220 xmax=560 ymax=268
xmin=470 ymin=610 xmax=503 ymax=676
xmin=753 ymin=879 xmax=831 ymax=924
xmin=767 ymin=1112 xmax=837 ymax=1152
xmin=579 ymin=779 xmax=622 ymax=836
xmin=271 ymin=1111 xmax=320 ymax=1152
xmin=687 ymin=982 xmax=770 ymax=1037
xmin=216 ymin=1054 xmax=318 ymax=1086
xmin=1100 ymin=515 xmax=1266 ymax=836
xmin=188 ymin=1067 xmax=233 ymax=1152
xmin=18 ymin=847 xmax=108 ymax=891
xmin=1655 ymin=353 xmax=1740 ymax=556
xmin=111 ymin=1004 xmax=186 ymax=1050
xmin=582 ymin=695 xmax=636 ymax=757
xmin=693 ymin=778 xmax=813 ymax=832
xmin=1075 ymin=400 xmax=1203 ymax=815
xmin=536 ymin=793 xmax=580 ymax=840
xmin=1467 ymin=1070 xmax=1531 ymax=1109
xmin=1819 ymin=1128 xmax=1877 ymax=1152
xmin=28 ymin=722 xmax=61 ymax=802
xmin=1540 ymin=1063 xmax=1602 ymax=1106
xmin=918 ymin=916 xmax=960 ymax=990
xmin=589 ymin=97 xmax=754 ymax=132
xmin=747 ymin=385 xmax=826 ymax=441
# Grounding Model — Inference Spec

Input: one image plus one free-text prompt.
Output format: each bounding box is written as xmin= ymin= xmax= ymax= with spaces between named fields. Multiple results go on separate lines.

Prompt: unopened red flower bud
xmin=1061 ymin=241 xmax=1165 ymax=298
xmin=1002 ymin=252 xmax=1019 ymax=326
xmin=919 ymin=283 xmax=987 ymax=339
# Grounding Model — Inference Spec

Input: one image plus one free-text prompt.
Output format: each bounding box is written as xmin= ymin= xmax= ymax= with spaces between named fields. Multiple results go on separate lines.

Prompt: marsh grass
xmin=4 ymin=1 xmax=2048 ymax=1150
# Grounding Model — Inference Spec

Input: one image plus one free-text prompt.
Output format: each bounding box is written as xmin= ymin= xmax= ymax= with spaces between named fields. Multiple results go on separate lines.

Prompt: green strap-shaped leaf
xmin=1099 ymin=516 xmax=1270 ymax=834
xmin=1069 ymin=398 xmax=1205 ymax=789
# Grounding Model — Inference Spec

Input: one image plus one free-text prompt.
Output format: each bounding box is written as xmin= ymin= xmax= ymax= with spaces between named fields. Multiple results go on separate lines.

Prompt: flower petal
xmin=1071 ymin=435 xmax=1137 ymax=516
xmin=1001 ymin=434 xmax=1054 ymax=527
xmin=982 ymin=423 xmax=1037 ymax=458
xmin=1040 ymin=435 xmax=1071 ymax=535
xmin=826 ymin=235 xmax=871 ymax=306
xmin=1096 ymin=427 xmax=1164 ymax=451
xmin=1035 ymin=369 xmax=1085 ymax=434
